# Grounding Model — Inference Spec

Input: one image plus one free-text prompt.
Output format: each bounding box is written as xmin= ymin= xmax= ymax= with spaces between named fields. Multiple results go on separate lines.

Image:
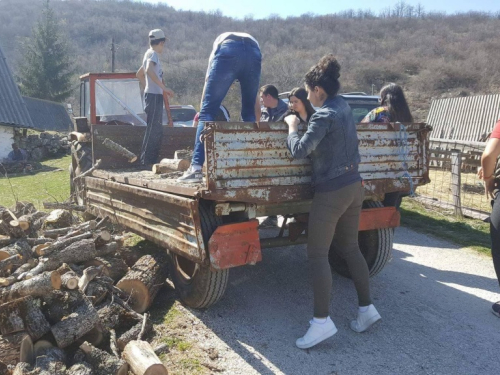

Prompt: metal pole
xmin=111 ymin=38 xmax=115 ymax=73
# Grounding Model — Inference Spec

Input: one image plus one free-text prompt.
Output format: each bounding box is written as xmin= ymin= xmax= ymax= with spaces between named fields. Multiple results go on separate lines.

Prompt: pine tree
xmin=18 ymin=0 xmax=74 ymax=102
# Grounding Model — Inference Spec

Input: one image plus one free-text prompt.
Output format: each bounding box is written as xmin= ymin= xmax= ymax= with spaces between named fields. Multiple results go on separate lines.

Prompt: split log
xmin=41 ymin=290 xmax=82 ymax=324
xmin=116 ymin=318 xmax=152 ymax=351
xmin=85 ymin=281 xmax=107 ymax=305
xmin=35 ymin=347 xmax=66 ymax=374
xmin=122 ymin=340 xmax=168 ymax=375
xmin=80 ymin=341 xmax=128 ymax=375
xmin=79 ymin=266 xmax=103 ymax=293
xmin=0 ymin=271 xmax=61 ymax=303
xmin=43 ymin=209 xmax=72 ymax=230
xmin=97 ymin=302 xmax=140 ymax=332
xmin=33 ymin=340 xmax=54 ymax=357
xmin=38 ymin=232 xmax=93 ymax=256
xmin=116 ymin=254 xmax=168 ymax=313
xmin=67 ymin=362 xmax=93 ymax=375
xmin=60 ymin=272 xmax=79 ymax=290
xmin=50 ymin=296 xmax=99 ymax=348
xmin=0 ymin=296 xmax=50 ymax=340
xmin=173 ymin=150 xmax=192 ymax=160
xmin=0 ymin=332 xmax=33 ymax=366
xmin=152 ymin=158 xmax=189 ymax=174
xmin=102 ymin=138 xmax=137 ymax=163
xmin=84 ymin=257 xmax=128 ymax=282
xmin=42 ymin=202 xmax=86 ymax=212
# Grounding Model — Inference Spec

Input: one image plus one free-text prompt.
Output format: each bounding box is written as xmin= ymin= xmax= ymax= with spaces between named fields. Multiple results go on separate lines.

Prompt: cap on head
xmin=149 ymin=29 xmax=166 ymax=41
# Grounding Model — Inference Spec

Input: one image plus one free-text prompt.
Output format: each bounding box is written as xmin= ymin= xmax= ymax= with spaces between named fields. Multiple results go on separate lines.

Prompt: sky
xmin=137 ymin=0 xmax=500 ymax=19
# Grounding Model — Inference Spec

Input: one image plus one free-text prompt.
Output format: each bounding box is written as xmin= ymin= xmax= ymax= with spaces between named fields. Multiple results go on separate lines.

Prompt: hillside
xmin=1 ymin=0 xmax=500 ymax=121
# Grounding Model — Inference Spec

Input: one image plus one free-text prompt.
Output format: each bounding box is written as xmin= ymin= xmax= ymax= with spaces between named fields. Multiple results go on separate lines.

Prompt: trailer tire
xmin=328 ymin=201 xmax=394 ymax=278
xmin=169 ymin=200 xmax=229 ymax=309
xmin=70 ymin=142 xmax=92 ymax=206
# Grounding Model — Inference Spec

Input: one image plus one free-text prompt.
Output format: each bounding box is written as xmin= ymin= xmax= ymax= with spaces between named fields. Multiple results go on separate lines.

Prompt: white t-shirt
xmin=142 ymin=49 xmax=163 ymax=95
xmin=206 ymin=32 xmax=259 ymax=79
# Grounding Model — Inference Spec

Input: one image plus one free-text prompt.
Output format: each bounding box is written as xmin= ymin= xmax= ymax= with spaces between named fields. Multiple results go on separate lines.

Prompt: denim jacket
xmin=287 ymin=95 xmax=360 ymax=186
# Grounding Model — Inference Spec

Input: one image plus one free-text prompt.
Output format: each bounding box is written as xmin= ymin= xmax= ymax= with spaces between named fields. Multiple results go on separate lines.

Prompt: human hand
xmin=477 ymin=166 xmax=483 ymax=179
xmin=284 ymin=115 xmax=300 ymax=133
xmin=164 ymin=88 xmax=174 ymax=98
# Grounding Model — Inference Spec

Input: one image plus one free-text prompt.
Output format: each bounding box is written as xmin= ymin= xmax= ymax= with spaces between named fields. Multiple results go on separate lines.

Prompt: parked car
xmin=163 ymin=105 xmax=197 ymax=127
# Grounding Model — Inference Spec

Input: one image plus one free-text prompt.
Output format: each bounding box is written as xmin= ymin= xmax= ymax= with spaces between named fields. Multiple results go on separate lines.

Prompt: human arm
xmin=255 ymin=95 xmax=261 ymax=121
xmin=286 ymin=112 xmax=330 ymax=159
xmin=480 ymin=137 xmax=500 ymax=198
xmin=145 ymin=60 xmax=174 ymax=98
xmin=136 ymin=66 xmax=146 ymax=94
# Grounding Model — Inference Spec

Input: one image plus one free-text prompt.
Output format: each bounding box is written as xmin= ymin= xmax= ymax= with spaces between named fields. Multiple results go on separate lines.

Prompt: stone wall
xmin=13 ymin=129 xmax=70 ymax=161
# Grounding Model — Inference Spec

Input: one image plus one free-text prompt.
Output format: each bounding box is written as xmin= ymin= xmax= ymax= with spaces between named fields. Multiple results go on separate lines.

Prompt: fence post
xmin=451 ymin=149 xmax=463 ymax=218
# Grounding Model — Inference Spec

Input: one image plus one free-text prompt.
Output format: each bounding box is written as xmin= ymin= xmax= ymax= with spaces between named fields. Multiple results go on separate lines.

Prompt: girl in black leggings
xmin=285 ymin=55 xmax=381 ymax=349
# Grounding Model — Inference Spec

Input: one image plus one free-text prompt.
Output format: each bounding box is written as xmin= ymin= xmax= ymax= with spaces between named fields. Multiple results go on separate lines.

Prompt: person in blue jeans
xmin=177 ymin=32 xmax=262 ymax=183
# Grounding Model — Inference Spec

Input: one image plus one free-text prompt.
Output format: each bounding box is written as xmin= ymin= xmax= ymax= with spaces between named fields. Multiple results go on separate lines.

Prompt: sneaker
xmin=350 ymin=304 xmax=381 ymax=333
xmin=176 ymin=166 xmax=203 ymax=183
xmin=492 ymin=301 xmax=500 ymax=318
xmin=259 ymin=215 xmax=278 ymax=228
xmin=296 ymin=317 xmax=338 ymax=349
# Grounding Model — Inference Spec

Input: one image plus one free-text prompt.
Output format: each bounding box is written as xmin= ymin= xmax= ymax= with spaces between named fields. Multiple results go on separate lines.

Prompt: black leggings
xmin=489 ymin=192 xmax=500 ymax=287
xmin=307 ymin=181 xmax=372 ymax=317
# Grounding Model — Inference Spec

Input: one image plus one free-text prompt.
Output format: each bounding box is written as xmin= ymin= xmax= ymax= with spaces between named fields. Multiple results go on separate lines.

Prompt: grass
xmin=0 ymin=155 xmax=72 ymax=209
xmin=401 ymin=198 xmax=491 ymax=255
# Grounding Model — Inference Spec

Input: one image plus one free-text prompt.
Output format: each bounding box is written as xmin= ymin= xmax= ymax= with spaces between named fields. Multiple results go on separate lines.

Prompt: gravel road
xmin=183 ymin=227 xmax=499 ymax=375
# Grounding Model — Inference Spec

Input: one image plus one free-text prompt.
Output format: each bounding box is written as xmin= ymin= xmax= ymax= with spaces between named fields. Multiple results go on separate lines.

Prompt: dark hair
xmin=304 ymin=54 xmax=341 ymax=97
xmin=288 ymin=87 xmax=315 ymax=120
xmin=260 ymin=84 xmax=279 ymax=99
xmin=150 ymin=38 xmax=166 ymax=46
xmin=379 ymin=83 xmax=413 ymax=122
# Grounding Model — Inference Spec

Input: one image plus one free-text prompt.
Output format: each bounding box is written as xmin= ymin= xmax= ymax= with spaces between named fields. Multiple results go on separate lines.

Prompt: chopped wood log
xmin=0 ymin=276 xmax=16 ymax=287
xmin=35 ymin=347 xmax=66 ymax=374
xmin=102 ymin=138 xmax=137 ymax=163
xmin=97 ymin=302 xmax=140 ymax=332
xmin=110 ymin=329 xmax=119 ymax=358
xmin=67 ymin=362 xmax=93 ymax=375
xmin=38 ymin=232 xmax=93 ymax=256
xmin=0 ymin=254 xmax=23 ymax=276
xmin=44 ymin=209 xmax=73 ymax=229
xmin=122 ymin=340 xmax=168 ymax=375
xmin=0 ymin=235 xmax=12 ymax=247
xmin=60 ymin=272 xmax=79 ymax=290
xmin=0 ymin=332 xmax=33 ymax=366
xmin=173 ymin=150 xmax=192 ymax=160
xmin=0 ymin=296 xmax=50 ymax=340
xmin=152 ymin=158 xmax=189 ymax=174
xmin=116 ymin=254 xmax=168 ymax=313
xmin=25 ymin=238 xmax=52 ymax=247
xmin=41 ymin=290 xmax=82 ymax=324
xmin=43 ymin=221 xmax=96 ymax=239
xmin=78 ymin=323 xmax=106 ymax=347
xmin=84 ymin=257 xmax=128 ymax=282
xmin=0 ymin=271 xmax=61 ymax=303
xmin=60 ymin=221 xmax=97 ymax=241
xmin=80 ymin=341 xmax=128 ymax=375
xmin=42 ymin=202 xmax=86 ymax=212
xmin=10 ymin=203 xmax=35 ymax=218
xmin=94 ymin=231 xmax=111 ymax=247
xmin=0 ymin=243 xmax=20 ymax=261
xmin=85 ymin=281 xmax=107 ymax=305
xmin=50 ymin=296 xmax=99 ymax=348
xmin=17 ymin=212 xmax=48 ymax=238
xmin=33 ymin=340 xmax=54 ymax=357
xmin=11 ymin=261 xmax=37 ymax=283
xmin=116 ymin=318 xmax=153 ymax=351
xmin=117 ymin=247 xmax=142 ymax=268
xmin=10 ymin=220 xmax=29 ymax=231
xmin=96 ymin=242 xmax=119 ymax=257
xmin=0 ymin=219 xmax=24 ymax=238
xmin=55 ymin=263 xmax=73 ymax=276
xmin=79 ymin=266 xmax=103 ymax=293
xmin=0 ymin=241 xmax=32 ymax=265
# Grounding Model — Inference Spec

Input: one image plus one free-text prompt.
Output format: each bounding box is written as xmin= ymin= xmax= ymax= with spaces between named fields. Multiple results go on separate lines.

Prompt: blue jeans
xmin=192 ymin=38 xmax=262 ymax=167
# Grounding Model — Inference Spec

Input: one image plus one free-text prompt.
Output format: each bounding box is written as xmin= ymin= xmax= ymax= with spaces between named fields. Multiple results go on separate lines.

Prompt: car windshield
xmin=170 ymin=108 xmax=196 ymax=122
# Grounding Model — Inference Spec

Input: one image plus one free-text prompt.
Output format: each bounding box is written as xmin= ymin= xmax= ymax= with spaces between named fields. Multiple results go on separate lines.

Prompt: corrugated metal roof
xmin=0 ymin=45 xmax=33 ymax=128
xmin=427 ymin=95 xmax=500 ymax=141
xmin=23 ymin=96 xmax=73 ymax=132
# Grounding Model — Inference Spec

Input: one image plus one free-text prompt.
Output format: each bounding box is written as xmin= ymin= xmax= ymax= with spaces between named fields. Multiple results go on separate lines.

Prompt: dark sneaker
xmin=176 ymin=167 xmax=203 ymax=183
xmin=492 ymin=301 xmax=500 ymax=318
xmin=259 ymin=215 xmax=278 ymax=228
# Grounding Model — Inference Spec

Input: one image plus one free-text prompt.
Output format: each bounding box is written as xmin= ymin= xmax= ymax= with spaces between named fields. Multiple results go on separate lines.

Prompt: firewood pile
xmin=0 ymin=202 xmax=169 ymax=375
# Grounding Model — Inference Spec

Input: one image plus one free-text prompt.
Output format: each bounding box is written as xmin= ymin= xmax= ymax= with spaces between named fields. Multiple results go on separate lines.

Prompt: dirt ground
xmin=141 ymin=226 xmax=499 ymax=375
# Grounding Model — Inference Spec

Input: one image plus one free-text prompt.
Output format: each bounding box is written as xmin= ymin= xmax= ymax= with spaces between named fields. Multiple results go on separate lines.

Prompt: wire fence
xmin=415 ymin=138 xmax=490 ymax=219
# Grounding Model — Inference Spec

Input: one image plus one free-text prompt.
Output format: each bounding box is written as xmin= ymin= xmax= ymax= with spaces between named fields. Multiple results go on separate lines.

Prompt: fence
xmin=415 ymin=138 xmax=490 ymax=219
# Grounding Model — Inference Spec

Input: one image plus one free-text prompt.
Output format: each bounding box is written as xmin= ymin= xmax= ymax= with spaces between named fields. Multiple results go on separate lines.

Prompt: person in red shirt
xmin=478 ymin=119 xmax=500 ymax=318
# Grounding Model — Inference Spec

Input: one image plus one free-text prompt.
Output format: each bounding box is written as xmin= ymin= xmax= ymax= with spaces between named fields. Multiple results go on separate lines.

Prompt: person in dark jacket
xmin=259 ymin=84 xmax=288 ymax=122
xmin=285 ymin=54 xmax=381 ymax=349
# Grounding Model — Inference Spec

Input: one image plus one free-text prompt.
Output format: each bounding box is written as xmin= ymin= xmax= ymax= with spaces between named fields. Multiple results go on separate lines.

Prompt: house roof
xmin=427 ymin=94 xmax=500 ymax=141
xmin=0 ymin=45 xmax=33 ymax=128
xmin=23 ymin=96 xmax=73 ymax=132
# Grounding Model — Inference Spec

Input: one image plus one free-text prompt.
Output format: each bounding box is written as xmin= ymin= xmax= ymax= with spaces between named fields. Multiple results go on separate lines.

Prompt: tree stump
xmin=84 ymin=257 xmax=128 ymax=282
xmin=80 ymin=341 xmax=128 ymax=375
xmin=122 ymin=340 xmax=168 ymax=375
xmin=0 ymin=331 xmax=33 ymax=366
xmin=0 ymin=271 xmax=61 ymax=303
xmin=0 ymin=296 xmax=50 ymax=340
xmin=116 ymin=254 xmax=168 ymax=313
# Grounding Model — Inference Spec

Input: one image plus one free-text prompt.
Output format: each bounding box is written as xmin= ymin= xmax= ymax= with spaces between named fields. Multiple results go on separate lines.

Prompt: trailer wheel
xmin=328 ymin=201 xmax=394 ymax=278
xmin=169 ymin=201 xmax=229 ymax=308
xmin=70 ymin=142 xmax=92 ymax=206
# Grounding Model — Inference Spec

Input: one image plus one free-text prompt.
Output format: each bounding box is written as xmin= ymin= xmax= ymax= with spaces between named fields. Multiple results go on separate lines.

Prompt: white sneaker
xmin=350 ymin=304 xmax=381 ymax=333
xmin=176 ymin=166 xmax=203 ymax=183
xmin=296 ymin=317 xmax=338 ymax=349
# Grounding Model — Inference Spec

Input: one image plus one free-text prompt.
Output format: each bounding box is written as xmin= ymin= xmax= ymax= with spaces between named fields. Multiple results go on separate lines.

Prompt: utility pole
xmin=111 ymin=38 xmax=115 ymax=72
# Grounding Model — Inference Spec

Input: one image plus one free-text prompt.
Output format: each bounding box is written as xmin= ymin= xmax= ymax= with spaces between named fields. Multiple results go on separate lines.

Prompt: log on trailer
xmin=0 ymin=296 xmax=50 ymax=340
xmin=152 ymin=158 xmax=190 ymax=173
xmin=116 ymin=254 xmax=168 ymax=313
xmin=103 ymin=138 xmax=137 ymax=163
xmin=122 ymin=340 xmax=168 ymax=375
xmin=0 ymin=331 xmax=33 ymax=366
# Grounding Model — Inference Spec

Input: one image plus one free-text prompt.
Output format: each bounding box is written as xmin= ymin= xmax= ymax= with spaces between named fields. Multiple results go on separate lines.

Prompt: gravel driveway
xmin=181 ymin=227 xmax=499 ymax=375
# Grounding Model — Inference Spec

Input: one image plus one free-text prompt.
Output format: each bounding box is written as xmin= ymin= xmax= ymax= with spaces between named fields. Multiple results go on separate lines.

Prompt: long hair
xmin=379 ymin=83 xmax=413 ymax=123
xmin=288 ymin=87 xmax=315 ymax=121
